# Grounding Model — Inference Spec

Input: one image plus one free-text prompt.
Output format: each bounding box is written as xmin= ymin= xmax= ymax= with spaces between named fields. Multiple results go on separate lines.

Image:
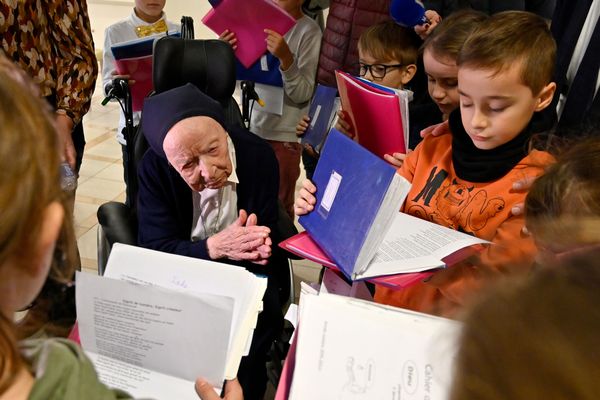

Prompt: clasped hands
xmin=206 ymin=210 xmax=272 ymax=265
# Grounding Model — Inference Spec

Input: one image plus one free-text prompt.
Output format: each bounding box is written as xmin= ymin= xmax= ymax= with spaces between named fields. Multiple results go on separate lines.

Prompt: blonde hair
xmin=0 ymin=57 xmax=64 ymax=393
xmin=422 ymin=9 xmax=488 ymax=62
xmin=358 ymin=20 xmax=420 ymax=65
xmin=458 ymin=11 xmax=556 ymax=95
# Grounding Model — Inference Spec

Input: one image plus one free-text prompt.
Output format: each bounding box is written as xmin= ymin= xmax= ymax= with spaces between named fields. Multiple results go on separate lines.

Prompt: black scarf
xmin=450 ymin=109 xmax=539 ymax=182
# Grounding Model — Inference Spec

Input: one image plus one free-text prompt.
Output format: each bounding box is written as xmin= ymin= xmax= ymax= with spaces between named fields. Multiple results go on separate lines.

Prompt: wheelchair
xmin=97 ymin=34 xmax=298 ymax=311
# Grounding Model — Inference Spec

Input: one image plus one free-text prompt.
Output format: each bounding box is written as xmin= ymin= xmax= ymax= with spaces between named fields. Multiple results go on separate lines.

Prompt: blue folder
xmin=111 ymin=31 xmax=181 ymax=60
xmin=235 ymin=53 xmax=283 ymax=87
xmin=301 ymin=84 xmax=338 ymax=152
xmin=299 ymin=129 xmax=399 ymax=279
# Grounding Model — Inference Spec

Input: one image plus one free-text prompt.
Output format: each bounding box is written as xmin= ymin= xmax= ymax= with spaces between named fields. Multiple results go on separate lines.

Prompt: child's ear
xmin=401 ymin=64 xmax=418 ymax=85
xmin=534 ymin=82 xmax=557 ymax=112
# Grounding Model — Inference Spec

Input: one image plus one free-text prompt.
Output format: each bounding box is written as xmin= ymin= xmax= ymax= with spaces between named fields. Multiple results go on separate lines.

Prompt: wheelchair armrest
xmin=97 ymin=201 xmax=138 ymax=247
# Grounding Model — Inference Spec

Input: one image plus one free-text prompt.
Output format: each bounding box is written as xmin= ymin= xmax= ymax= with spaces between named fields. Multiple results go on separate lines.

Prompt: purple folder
xmin=202 ymin=0 xmax=296 ymax=68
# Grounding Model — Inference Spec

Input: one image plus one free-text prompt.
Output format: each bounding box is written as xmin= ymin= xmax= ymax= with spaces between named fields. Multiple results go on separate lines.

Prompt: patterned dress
xmin=0 ymin=0 xmax=97 ymax=124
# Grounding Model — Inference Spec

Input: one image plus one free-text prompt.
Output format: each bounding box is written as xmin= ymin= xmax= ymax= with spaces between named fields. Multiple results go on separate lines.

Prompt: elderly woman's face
xmin=163 ymin=116 xmax=233 ymax=192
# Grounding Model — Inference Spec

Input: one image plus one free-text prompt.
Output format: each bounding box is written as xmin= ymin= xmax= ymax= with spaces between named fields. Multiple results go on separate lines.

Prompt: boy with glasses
xmin=296 ymin=21 xmax=425 ymax=172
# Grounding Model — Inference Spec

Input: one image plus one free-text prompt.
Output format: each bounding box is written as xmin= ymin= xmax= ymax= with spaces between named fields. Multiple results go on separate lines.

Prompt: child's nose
xmin=471 ymin=109 xmax=488 ymax=129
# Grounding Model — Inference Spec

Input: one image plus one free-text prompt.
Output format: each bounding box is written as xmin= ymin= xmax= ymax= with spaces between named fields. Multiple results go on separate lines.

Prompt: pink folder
xmin=279 ymin=232 xmax=434 ymax=290
xmin=274 ymin=333 xmax=297 ymax=400
xmin=335 ymin=70 xmax=407 ymax=159
xmin=115 ymin=55 xmax=154 ymax=112
xmin=202 ymin=0 xmax=296 ymax=68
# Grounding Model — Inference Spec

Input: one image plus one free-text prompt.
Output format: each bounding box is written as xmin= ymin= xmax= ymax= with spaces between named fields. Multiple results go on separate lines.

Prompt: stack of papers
xmin=76 ymin=244 xmax=266 ymax=399
xmin=280 ymin=293 xmax=460 ymax=400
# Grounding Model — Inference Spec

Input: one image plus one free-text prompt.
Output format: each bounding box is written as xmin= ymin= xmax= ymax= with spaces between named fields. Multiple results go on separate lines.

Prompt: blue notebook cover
xmin=301 ymin=84 xmax=338 ymax=151
xmin=235 ymin=53 xmax=283 ymax=87
xmin=356 ymin=76 xmax=397 ymax=94
xmin=299 ymin=129 xmax=398 ymax=279
xmin=111 ymin=31 xmax=181 ymax=60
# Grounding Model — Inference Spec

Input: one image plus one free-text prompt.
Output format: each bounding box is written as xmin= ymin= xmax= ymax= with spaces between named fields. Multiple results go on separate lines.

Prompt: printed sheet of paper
xmin=357 ymin=212 xmax=490 ymax=278
xmin=103 ymin=244 xmax=267 ymax=378
xmin=76 ymin=271 xmax=233 ymax=398
xmin=289 ymin=294 xmax=460 ymax=400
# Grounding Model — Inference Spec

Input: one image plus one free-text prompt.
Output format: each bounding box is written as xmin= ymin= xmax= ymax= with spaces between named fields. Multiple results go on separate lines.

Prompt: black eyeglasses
xmin=357 ymin=62 xmax=404 ymax=79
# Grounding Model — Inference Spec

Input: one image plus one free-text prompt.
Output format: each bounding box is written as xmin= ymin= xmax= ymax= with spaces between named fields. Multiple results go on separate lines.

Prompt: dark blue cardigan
xmin=137 ymin=125 xmax=280 ymax=269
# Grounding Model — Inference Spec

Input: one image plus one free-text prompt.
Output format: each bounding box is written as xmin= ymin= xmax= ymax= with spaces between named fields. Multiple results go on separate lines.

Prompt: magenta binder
xmin=335 ymin=70 xmax=408 ymax=159
xmin=202 ymin=0 xmax=297 ymax=68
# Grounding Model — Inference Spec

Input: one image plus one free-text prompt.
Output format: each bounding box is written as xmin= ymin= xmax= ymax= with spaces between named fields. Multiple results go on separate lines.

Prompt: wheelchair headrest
xmin=152 ymin=37 xmax=236 ymax=106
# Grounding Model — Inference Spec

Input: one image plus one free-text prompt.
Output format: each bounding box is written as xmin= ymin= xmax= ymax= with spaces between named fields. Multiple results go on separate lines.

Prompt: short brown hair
xmin=422 ymin=9 xmax=488 ymax=62
xmin=458 ymin=11 xmax=556 ymax=95
xmin=358 ymin=20 xmax=420 ymax=65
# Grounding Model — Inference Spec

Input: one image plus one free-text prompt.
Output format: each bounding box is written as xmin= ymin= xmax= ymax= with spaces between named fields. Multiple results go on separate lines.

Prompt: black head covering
xmin=142 ymin=83 xmax=226 ymax=159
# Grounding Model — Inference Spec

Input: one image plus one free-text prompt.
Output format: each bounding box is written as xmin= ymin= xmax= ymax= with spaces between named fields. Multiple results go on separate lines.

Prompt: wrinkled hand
xmin=414 ymin=10 xmax=442 ymax=40
xmin=294 ymin=179 xmax=317 ymax=216
xmin=219 ymin=29 xmax=238 ymax=50
xmin=383 ymin=149 xmax=412 ymax=168
xmin=244 ymin=212 xmax=272 ymax=265
xmin=264 ymin=29 xmax=293 ymax=70
xmin=55 ymin=113 xmax=76 ymax=170
xmin=195 ymin=378 xmax=243 ymax=400
xmin=206 ymin=210 xmax=271 ymax=264
xmin=334 ymin=110 xmax=355 ymax=138
xmin=296 ymin=114 xmax=310 ymax=137
xmin=420 ymin=120 xmax=450 ymax=138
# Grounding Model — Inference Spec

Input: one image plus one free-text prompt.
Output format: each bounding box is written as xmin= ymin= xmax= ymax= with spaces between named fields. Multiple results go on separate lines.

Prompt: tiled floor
xmin=77 ymin=78 xmax=322 ymax=299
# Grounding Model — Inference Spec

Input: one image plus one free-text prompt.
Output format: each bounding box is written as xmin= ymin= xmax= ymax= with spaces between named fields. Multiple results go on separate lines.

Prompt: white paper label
xmin=260 ymin=55 xmax=269 ymax=71
xmin=320 ymin=171 xmax=342 ymax=214
xmin=310 ymin=105 xmax=322 ymax=128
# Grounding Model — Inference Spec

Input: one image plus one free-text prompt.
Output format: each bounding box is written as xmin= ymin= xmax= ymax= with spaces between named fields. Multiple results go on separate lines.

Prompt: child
xmin=525 ymin=136 xmax=600 ymax=265
xmin=102 ymin=0 xmax=178 ymax=187
xmin=295 ymin=11 xmax=557 ymax=317
xmin=296 ymin=20 xmax=421 ymax=176
xmin=421 ymin=10 xmax=488 ymax=122
xmin=451 ymin=254 xmax=600 ymax=400
xmin=222 ymin=0 xmax=322 ymax=219
xmin=0 ymin=59 xmax=238 ymax=400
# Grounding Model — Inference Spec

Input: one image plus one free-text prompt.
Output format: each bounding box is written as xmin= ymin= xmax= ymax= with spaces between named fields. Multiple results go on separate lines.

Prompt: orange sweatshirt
xmin=374 ymin=132 xmax=554 ymax=317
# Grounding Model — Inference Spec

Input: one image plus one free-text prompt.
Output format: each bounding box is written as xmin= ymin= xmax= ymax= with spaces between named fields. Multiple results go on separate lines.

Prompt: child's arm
xmin=195 ymin=377 xmax=243 ymax=400
xmin=414 ymin=9 xmax=442 ymax=40
xmin=427 ymin=214 xmax=538 ymax=310
xmin=420 ymin=120 xmax=450 ymax=138
xmin=265 ymin=25 xmax=321 ymax=104
xmin=101 ymin=27 xmax=133 ymax=96
xmin=294 ymin=178 xmax=317 ymax=216
xmin=264 ymin=29 xmax=294 ymax=71
xmin=296 ymin=114 xmax=310 ymax=137
xmin=384 ymin=150 xmax=413 ymax=168
xmin=334 ymin=110 xmax=355 ymax=138
xmin=101 ymin=27 xmax=117 ymax=96
xmin=219 ymin=29 xmax=238 ymax=50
